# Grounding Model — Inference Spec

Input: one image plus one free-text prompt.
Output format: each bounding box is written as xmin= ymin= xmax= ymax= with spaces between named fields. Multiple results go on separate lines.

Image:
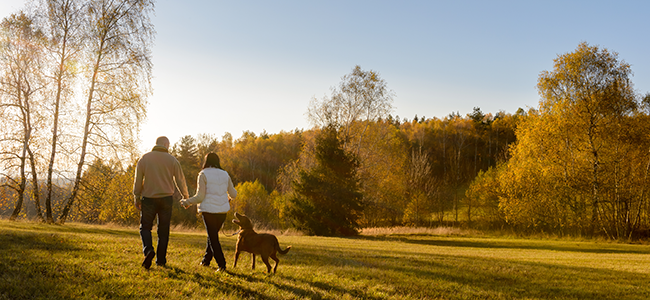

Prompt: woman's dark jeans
xmin=201 ymin=212 xmax=227 ymax=269
xmin=139 ymin=196 xmax=173 ymax=265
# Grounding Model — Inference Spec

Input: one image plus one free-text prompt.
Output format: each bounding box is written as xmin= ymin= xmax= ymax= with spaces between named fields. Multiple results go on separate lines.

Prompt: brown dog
xmin=232 ymin=212 xmax=291 ymax=273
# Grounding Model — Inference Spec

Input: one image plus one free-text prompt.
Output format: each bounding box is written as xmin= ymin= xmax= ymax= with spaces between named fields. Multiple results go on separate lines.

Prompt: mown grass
xmin=1 ymin=219 xmax=650 ymax=299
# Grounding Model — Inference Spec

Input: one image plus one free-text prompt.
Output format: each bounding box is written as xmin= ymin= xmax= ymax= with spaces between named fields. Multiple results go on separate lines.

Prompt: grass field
xmin=1 ymin=219 xmax=650 ymax=299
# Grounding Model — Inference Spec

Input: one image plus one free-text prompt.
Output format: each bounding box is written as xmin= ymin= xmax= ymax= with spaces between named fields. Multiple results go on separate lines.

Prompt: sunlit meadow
xmin=1 ymin=219 xmax=650 ymax=299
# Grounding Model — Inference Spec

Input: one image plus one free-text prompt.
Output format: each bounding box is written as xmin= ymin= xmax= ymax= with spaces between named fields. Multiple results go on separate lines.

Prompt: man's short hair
xmin=156 ymin=136 xmax=170 ymax=148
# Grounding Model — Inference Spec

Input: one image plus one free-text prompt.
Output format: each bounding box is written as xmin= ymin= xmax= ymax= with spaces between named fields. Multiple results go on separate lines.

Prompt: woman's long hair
xmin=202 ymin=152 xmax=222 ymax=169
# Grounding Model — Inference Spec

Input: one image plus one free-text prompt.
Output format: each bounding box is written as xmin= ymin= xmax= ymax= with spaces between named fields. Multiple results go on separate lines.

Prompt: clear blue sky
xmin=2 ymin=0 xmax=649 ymax=153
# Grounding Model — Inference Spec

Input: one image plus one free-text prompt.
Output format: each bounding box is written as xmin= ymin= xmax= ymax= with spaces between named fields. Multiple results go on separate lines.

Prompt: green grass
xmin=1 ymin=220 xmax=650 ymax=299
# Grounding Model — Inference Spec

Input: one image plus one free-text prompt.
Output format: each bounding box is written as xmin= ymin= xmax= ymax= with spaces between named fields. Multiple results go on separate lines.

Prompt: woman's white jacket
xmin=185 ymin=167 xmax=237 ymax=214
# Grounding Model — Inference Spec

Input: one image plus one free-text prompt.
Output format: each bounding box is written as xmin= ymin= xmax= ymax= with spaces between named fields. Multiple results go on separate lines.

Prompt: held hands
xmin=179 ymin=199 xmax=190 ymax=209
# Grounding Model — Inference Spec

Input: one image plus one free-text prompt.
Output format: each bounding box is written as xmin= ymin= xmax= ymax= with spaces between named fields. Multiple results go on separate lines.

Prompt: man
xmin=133 ymin=136 xmax=189 ymax=269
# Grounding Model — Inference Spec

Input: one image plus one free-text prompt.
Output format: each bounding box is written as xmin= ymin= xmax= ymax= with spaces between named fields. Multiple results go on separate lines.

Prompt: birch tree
xmin=58 ymin=0 xmax=154 ymax=223
xmin=0 ymin=12 xmax=47 ymax=221
xmin=537 ymin=42 xmax=638 ymax=236
xmin=496 ymin=43 xmax=644 ymax=237
xmin=307 ymin=65 xmax=394 ymax=156
xmin=38 ymin=0 xmax=85 ymax=223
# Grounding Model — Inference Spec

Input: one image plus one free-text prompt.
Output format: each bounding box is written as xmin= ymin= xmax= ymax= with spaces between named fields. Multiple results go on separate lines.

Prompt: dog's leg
xmin=251 ymin=253 xmax=256 ymax=270
xmin=270 ymin=253 xmax=279 ymax=273
xmin=233 ymin=250 xmax=240 ymax=268
xmin=261 ymin=254 xmax=272 ymax=273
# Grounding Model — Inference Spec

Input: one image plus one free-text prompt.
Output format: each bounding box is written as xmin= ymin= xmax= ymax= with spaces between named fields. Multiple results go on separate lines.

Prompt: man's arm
xmin=174 ymin=159 xmax=190 ymax=198
xmin=133 ymin=160 xmax=144 ymax=210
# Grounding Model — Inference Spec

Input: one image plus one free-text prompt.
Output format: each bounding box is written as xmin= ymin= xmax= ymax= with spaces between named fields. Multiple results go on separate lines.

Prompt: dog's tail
xmin=277 ymin=243 xmax=292 ymax=255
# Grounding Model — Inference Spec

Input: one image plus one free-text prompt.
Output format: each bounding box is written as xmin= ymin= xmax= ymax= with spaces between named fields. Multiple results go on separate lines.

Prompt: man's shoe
xmin=156 ymin=263 xmax=166 ymax=268
xmin=199 ymin=261 xmax=210 ymax=267
xmin=142 ymin=250 xmax=155 ymax=269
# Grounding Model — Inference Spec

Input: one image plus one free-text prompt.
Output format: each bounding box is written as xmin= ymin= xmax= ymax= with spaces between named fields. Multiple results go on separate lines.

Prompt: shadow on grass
xmin=232 ymin=272 xmax=322 ymax=300
xmin=355 ymin=234 xmax=650 ymax=255
xmin=0 ymin=219 xmax=139 ymax=237
xmin=391 ymin=252 xmax=650 ymax=299
xmin=279 ymin=272 xmax=385 ymax=300
xmin=0 ymin=231 xmax=91 ymax=299
xmin=284 ymin=238 xmax=650 ymax=299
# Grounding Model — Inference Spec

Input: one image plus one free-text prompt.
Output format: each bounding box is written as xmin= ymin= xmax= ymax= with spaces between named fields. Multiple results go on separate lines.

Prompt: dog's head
xmin=232 ymin=212 xmax=254 ymax=230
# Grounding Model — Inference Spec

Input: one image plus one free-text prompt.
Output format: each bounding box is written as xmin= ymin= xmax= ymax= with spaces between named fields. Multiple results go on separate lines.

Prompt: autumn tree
xmin=495 ymin=43 xmax=646 ymax=237
xmin=231 ymin=180 xmax=276 ymax=228
xmin=464 ymin=165 xmax=505 ymax=227
xmin=73 ymin=158 xmax=138 ymax=225
xmin=498 ymin=109 xmax=579 ymax=232
xmin=73 ymin=158 xmax=113 ymax=223
xmin=98 ymin=163 xmax=138 ymax=224
xmin=355 ymin=119 xmax=409 ymax=227
xmin=538 ymin=43 xmax=638 ymax=236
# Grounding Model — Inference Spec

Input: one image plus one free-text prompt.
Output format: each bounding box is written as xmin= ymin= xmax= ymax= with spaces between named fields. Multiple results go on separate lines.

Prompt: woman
xmin=180 ymin=153 xmax=237 ymax=272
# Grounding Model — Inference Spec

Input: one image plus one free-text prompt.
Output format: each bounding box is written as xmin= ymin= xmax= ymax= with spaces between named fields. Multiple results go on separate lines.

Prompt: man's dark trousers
xmin=140 ymin=196 xmax=173 ymax=265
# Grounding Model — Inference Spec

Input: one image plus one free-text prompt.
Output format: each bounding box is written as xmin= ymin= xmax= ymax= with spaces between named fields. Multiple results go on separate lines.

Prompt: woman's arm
xmin=185 ymin=172 xmax=207 ymax=205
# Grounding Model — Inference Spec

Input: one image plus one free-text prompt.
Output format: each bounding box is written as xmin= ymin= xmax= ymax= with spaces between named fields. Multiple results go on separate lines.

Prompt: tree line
xmin=2 ymin=1 xmax=649 ymax=239
xmin=2 ymin=64 xmax=520 ymax=233
xmin=75 ymin=45 xmax=650 ymax=239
